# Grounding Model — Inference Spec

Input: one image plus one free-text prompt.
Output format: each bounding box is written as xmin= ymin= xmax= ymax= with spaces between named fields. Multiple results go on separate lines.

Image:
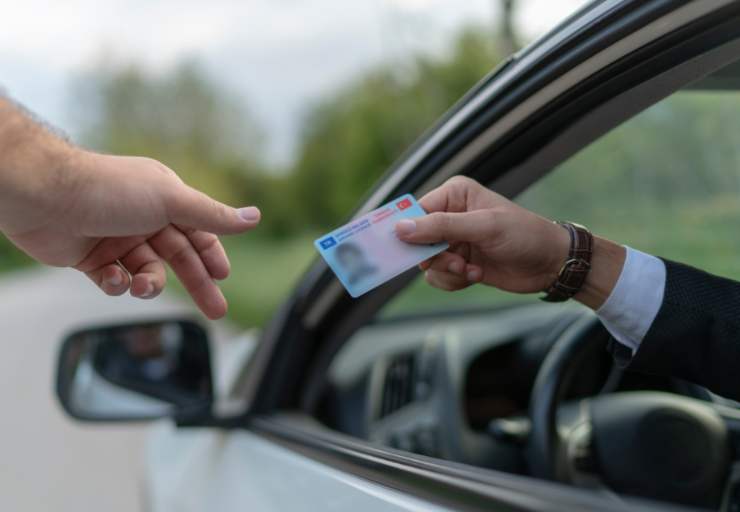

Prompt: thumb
xmin=396 ymin=210 xmax=493 ymax=244
xmin=167 ymin=185 xmax=261 ymax=235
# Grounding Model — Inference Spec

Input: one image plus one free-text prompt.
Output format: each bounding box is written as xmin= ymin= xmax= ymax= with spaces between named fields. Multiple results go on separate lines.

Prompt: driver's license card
xmin=314 ymin=194 xmax=448 ymax=298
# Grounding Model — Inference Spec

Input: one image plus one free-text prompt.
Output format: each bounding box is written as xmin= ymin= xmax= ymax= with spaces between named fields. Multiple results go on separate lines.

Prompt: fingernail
xmin=448 ymin=261 xmax=463 ymax=274
xmin=238 ymin=206 xmax=261 ymax=223
xmin=395 ymin=219 xmax=416 ymax=236
xmin=467 ymin=270 xmax=479 ymax=282
xmin=106 ymin=272 xmax=122 ymax=286
xmin=141 ymin=283 xmax=154 ymax=298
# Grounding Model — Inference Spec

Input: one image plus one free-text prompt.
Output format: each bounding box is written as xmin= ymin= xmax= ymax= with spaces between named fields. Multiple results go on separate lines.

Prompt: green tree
xmin=292 ymin=27 xmax=502 ymax=230
xmin=71 ymin=60 xmax=264 ymax=208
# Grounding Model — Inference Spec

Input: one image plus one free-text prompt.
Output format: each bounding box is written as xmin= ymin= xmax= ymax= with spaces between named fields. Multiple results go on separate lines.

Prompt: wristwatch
xmin=541 ymin=221 xmax=593 ymax=302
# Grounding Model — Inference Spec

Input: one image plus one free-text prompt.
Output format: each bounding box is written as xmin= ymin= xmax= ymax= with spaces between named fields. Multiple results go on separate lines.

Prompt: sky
xmin=0 ymin=0 xmax=590 ymax=166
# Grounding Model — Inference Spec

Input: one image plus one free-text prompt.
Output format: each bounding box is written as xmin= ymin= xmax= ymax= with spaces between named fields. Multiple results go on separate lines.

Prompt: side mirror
xmin=56 ymin=319 xmax=213 ymax=422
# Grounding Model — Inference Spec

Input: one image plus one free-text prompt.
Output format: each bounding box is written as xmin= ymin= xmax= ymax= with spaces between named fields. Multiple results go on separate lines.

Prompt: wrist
xmin=544 ymin=221 xmax=572 ymax=285
xmin=573 ymin=236 xmax=626 ymax=310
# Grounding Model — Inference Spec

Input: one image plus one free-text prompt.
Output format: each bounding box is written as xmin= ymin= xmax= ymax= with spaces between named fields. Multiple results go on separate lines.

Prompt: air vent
xmin=380 ymin=353 xmax=416 ymax=418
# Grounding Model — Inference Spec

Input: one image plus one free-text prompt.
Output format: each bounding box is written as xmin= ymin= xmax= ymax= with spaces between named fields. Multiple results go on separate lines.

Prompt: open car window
xmin=381 ymin=88 xmax=740 ymax=320
xmin=313 ymin=63 xmax=740 ymax=475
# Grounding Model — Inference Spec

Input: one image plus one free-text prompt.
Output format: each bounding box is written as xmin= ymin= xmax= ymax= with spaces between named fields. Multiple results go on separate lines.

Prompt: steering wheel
xmin=528 ymin=313 xmax=734 ymax=509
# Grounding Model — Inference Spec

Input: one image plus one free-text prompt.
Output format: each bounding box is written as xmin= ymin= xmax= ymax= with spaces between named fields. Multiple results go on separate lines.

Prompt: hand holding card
xmin=314 ymin=194 xmax=448 ymax=297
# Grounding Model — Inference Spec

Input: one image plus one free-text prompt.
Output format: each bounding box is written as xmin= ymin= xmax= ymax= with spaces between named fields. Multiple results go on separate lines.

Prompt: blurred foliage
xmin=520 ymin=93 xmax=740 ymax=219
xmin=71 ymin=59 xmax=264 ymax=208
xmin=292 ymin=28 xmax=499 ymax=229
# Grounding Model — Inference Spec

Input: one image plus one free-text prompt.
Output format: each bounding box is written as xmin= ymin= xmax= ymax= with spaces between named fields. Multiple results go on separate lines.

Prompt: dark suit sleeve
xmin=607 ymin=258 xmax=740 ymax=401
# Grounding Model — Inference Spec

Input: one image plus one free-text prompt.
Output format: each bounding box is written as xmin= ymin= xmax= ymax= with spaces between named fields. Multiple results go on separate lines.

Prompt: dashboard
xmin=318 ymin=302 xmax=694 ymax=473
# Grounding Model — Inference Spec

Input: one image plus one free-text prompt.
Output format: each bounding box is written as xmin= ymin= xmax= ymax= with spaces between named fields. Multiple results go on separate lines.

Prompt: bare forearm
xmin=0 ymin=97 xmax=77 ymax=233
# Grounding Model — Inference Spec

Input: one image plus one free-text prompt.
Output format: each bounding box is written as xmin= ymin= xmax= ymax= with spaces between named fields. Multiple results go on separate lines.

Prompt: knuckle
xmin=147 ymin=158 xmax=177 ymax=178
xmin=144 ymin=158 xmax=185 ymax=187
xmin=163 ymin=184 xmax=187 ymax=212
xmin=169 ymin=242 xmax=193 ymax=267
xmin=447 ymin=175 xmax=470 ymax=186
xmin=447 ymin=175 xmax=475 ymax=192
xmin=190 ymin=273 xmax=213 ymax=294
xmin=209 ymin=197 xmax=229 ymax=219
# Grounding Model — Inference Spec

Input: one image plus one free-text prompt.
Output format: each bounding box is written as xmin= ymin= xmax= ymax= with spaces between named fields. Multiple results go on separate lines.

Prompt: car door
xmin=63 ymin=1 xmax=740 ymax=511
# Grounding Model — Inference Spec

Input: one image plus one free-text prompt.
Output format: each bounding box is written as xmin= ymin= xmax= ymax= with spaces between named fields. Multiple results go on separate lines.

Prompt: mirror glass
xmin=56 ymin=320 xmax=213 ymax=421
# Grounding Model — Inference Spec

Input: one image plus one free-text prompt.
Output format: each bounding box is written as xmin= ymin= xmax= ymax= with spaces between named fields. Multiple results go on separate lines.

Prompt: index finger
xmin=418 ymin=176 xmax=472 ymax=213
xmin=418 ymin=184 xmax=452 ymax=214
xmin=166 ymin=184 xmax=261 ymax=235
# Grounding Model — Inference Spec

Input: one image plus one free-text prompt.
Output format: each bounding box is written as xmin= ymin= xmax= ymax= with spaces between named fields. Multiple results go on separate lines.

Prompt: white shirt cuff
xmin=596 ymin=246 xmax=666 ymax=354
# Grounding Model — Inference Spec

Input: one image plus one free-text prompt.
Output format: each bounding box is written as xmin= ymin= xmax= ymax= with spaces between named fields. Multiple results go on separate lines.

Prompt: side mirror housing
xmin=56 ymin=319 xmax=214 ymax=422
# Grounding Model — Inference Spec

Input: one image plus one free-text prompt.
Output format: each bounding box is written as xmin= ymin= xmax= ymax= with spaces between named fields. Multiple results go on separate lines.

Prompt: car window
xmin=315 ymin=75 xmax=740 ymax=476
xmin=382 ymin=89 xmax=740 ymax=318
xmin=311 ymin=48 xmax=740 ymax=512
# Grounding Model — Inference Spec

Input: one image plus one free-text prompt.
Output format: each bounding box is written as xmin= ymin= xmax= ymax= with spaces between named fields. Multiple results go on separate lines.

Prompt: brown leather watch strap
xmin=541 ymin=222 xmax=593 ymax=302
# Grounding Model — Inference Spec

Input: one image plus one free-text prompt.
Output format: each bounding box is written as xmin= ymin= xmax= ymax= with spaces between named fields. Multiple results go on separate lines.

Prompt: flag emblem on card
xmin=396 ymin=198 xmax=412 ymax=210
xmin=319 ymin=237 xmax=337 ymax=249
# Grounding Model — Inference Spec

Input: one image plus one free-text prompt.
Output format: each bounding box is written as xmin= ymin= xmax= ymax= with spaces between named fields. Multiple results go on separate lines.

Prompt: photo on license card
xmin=315 ymin=194 xmax=448 ymax=297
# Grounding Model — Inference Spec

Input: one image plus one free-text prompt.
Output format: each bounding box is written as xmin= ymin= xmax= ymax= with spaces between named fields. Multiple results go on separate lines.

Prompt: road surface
xmin=0 ymin=267 xmax=234 ymax=512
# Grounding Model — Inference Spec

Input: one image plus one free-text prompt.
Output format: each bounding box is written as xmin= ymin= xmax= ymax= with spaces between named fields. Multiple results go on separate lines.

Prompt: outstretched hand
xmin=1 ymin=151 xmax=260 ymax=319
xmin=395 ymin=176 xmax=570 ymax=294
xmin=395 ymin=176 xmax=625 ymax=309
